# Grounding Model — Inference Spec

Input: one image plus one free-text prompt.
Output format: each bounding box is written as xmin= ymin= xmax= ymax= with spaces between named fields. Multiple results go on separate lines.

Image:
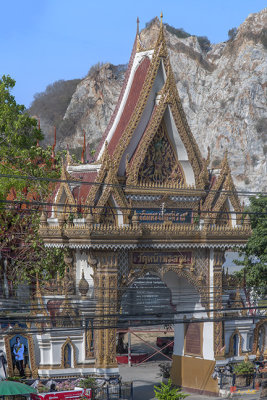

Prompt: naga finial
xmin=136 ymin=17 xmax=140 ymax=35
xmin=160 ymin=12 xmax=163 ymax=27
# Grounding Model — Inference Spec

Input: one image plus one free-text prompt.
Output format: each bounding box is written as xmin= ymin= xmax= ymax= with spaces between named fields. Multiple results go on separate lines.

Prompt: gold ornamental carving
xmin=85 ymin=325 xmax=94 ymax=359
xmin=137 ymin=120 xmax=185 ymax=186
xmin=94 ymin=253 xmax=118 ymax=369
xmin=252 ymin=319 xmax=266 ymax=355
xmin=213 ymin=251 xmax=225 ymax=358
xmin=60 ymin=337 xmax=77 ymax=368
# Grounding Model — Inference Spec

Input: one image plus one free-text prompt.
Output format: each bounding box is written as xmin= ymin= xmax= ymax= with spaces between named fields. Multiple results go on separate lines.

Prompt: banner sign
xmin=134 ymin=208 xmax=193 ymax=224
xmin=131 ymin=251 xmax=192 ymax=266
xmin=120 ymin=273 xmax=175 ymax=319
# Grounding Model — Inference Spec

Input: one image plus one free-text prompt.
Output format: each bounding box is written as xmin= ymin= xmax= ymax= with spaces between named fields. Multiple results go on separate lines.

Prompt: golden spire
xmin=154 ymin=12 xmax=167 ymax=57
xmin=219 ymin=149 xmax=230 ymax=174
xmin=66 ymin=145 xmax=73 ymax=166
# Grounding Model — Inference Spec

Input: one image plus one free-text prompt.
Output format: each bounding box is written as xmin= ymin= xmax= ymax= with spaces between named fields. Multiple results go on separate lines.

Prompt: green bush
xmin=78 ymin=377 xmax=97 ymax=389
xmin=228 ymin=27 xmax=237 ymax=40
xmin=197 ymin=36 xmax=211 ymax=52
xmin=154 ymin=379 xmax=188 ymax=399
xmin=233 ymin=361 xmax=255 ymax=375
xmin=165 ymin=24 xmax=191 ymax=39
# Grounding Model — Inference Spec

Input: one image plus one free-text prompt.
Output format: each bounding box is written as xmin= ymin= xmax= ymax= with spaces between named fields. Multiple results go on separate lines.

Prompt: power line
xmin=1 ymin=199 xmax=266 ymax=218
xmin=1 ymin=172 xmax=267 ymax=197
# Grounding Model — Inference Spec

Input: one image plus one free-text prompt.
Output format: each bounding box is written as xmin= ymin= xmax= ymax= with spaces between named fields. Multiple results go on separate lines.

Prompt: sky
xmin=0 ymin=0 xmax=266 ymax=108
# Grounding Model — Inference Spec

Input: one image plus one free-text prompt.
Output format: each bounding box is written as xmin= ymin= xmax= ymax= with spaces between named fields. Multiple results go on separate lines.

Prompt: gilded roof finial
xmin=154 ymin=12 xmax=167 ymax=56
xmin=66 ymin=144 xmax=73 ymax=166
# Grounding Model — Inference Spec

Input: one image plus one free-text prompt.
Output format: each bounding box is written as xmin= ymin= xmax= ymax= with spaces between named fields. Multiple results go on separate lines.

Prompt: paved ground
xmin=119 ymin=362 xmax=260 ymax=400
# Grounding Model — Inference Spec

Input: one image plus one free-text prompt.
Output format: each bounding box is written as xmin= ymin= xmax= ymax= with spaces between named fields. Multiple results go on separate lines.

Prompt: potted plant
xmin=78 ymin=377 xmax=97 ymax=399
xmin=154 ymin=379 xmax=188 ymax=399
xmin=159 ymin=363 xmax=171 ymax=384
xmin=77 ymin=377 xmax=97 ymax=389
xmin=233 ymin=361 xmax=255 ymax=387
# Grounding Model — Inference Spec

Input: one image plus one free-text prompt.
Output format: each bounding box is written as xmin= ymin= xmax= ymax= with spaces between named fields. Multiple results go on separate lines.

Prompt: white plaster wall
xmin=203 ymin=322 xmax=214 ymax=359
xmin=37 ymin=334 xmax=52 ymax=365
xmin=224 ymin=320 xmax=255 ymax=354
xmin=227 ymin=198 xmax=237 ymax=227
xmin=36 ymin=333 xmax=84 ymax=367
xmin=75 ymin=250 xmax=94 ymax=291
xmin=162 ymin=271 xmax=213 ymax=359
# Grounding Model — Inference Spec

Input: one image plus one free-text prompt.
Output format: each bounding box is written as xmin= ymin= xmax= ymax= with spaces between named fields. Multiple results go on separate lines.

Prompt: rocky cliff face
xmin=36 ymin=9 xmax=267 ymax=194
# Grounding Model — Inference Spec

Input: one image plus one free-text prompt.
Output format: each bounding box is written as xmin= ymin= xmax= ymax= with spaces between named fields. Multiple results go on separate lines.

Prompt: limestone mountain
xmin=29 ymin=8 xmax=267 ymax=193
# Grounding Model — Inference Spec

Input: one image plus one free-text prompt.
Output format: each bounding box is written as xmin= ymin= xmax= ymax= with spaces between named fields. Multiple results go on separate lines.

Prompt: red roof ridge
xmin=94 ymin=37 xmax=138 ymax=160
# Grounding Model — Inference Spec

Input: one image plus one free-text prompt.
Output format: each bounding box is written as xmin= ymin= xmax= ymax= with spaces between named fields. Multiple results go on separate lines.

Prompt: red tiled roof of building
xmin=70 ymin=171 xmax=98 ymax=203
xmin=94 ymin=37 xmax=137 ymax=159
xmin=108 ymin=56 xmax=151 ymax=156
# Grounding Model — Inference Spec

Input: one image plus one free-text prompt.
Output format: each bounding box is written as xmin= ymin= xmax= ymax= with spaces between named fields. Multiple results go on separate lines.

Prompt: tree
xmin=234 ymin=196 xmax=267 ymax=296
xmin=0 ymin=75 xmax=66 ymax=289
xmin=154 ymin=379 xmax=188 ymax=400
xmin=197 ymin=36 xmax=211 ymax=52
xmin=228 ymin=27 xmax=237 ymax=40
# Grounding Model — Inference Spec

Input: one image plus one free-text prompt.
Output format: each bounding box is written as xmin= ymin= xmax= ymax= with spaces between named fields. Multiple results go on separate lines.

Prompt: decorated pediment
xmin=94 ymin=168 xmax=129 ymax=224
xmin=54 ymin=163 xmax=76 ymax=218
xmin=215 ymin=201 xmax=231 ymax=227
xmin=202 ymin=154 xmax=242 ymax=226
xmin=99 ymin=197 xmax=117 ymax=225
xmin=137 ymin=120 xmax=185 ymax=186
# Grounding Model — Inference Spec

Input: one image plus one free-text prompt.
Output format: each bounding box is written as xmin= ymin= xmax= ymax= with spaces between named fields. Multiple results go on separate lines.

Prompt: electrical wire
xmin=1 ymin=173 xmax=267 ymax=197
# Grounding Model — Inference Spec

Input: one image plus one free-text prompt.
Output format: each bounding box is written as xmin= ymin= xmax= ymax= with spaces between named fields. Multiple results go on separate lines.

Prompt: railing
xmin=93 ymin=382 xmax=133 ymax=400
xmin=218 ymin=372 xmax=260 ymax=390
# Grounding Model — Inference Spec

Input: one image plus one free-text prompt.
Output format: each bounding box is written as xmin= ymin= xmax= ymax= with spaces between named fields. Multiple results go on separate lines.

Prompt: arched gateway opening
xmin=116 ymin=266 xmax=216 ymax=394
xmin=118 ymin=272 xmax=175 ymax=362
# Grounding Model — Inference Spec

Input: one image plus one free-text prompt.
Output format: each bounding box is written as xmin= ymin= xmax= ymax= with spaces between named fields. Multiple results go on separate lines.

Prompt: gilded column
xmin=94 ymin=253 xmax=118 ymax=369
xmin=213 ymin=250 xmax=225 ymax=358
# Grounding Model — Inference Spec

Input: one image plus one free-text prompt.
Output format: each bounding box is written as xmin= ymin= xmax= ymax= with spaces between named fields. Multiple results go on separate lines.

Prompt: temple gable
xmin=137 ymin=120 xmax=185 ymax=186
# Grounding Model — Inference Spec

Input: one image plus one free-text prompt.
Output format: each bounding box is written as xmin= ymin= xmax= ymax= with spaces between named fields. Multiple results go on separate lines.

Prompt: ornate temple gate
xmin=88 ymin=247 xmax=219 ymax=380
xmin=39 ymin=17 xmax=251 ymax=394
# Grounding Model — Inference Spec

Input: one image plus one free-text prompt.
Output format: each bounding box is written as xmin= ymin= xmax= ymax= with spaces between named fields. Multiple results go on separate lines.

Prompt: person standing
xmin=13 ymin=337 xmax=24 ymax=377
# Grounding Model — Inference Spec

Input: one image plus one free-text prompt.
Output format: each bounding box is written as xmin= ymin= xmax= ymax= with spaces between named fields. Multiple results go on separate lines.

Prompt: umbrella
xmin=0 ymin=380 xmax=37 ymax=396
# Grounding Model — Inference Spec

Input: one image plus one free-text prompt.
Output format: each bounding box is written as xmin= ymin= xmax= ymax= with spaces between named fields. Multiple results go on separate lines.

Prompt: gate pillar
xmin=213 ymin=250 xmax=225 ymax=357
xmin=94 ymin=253 xmax=118 ymax=369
